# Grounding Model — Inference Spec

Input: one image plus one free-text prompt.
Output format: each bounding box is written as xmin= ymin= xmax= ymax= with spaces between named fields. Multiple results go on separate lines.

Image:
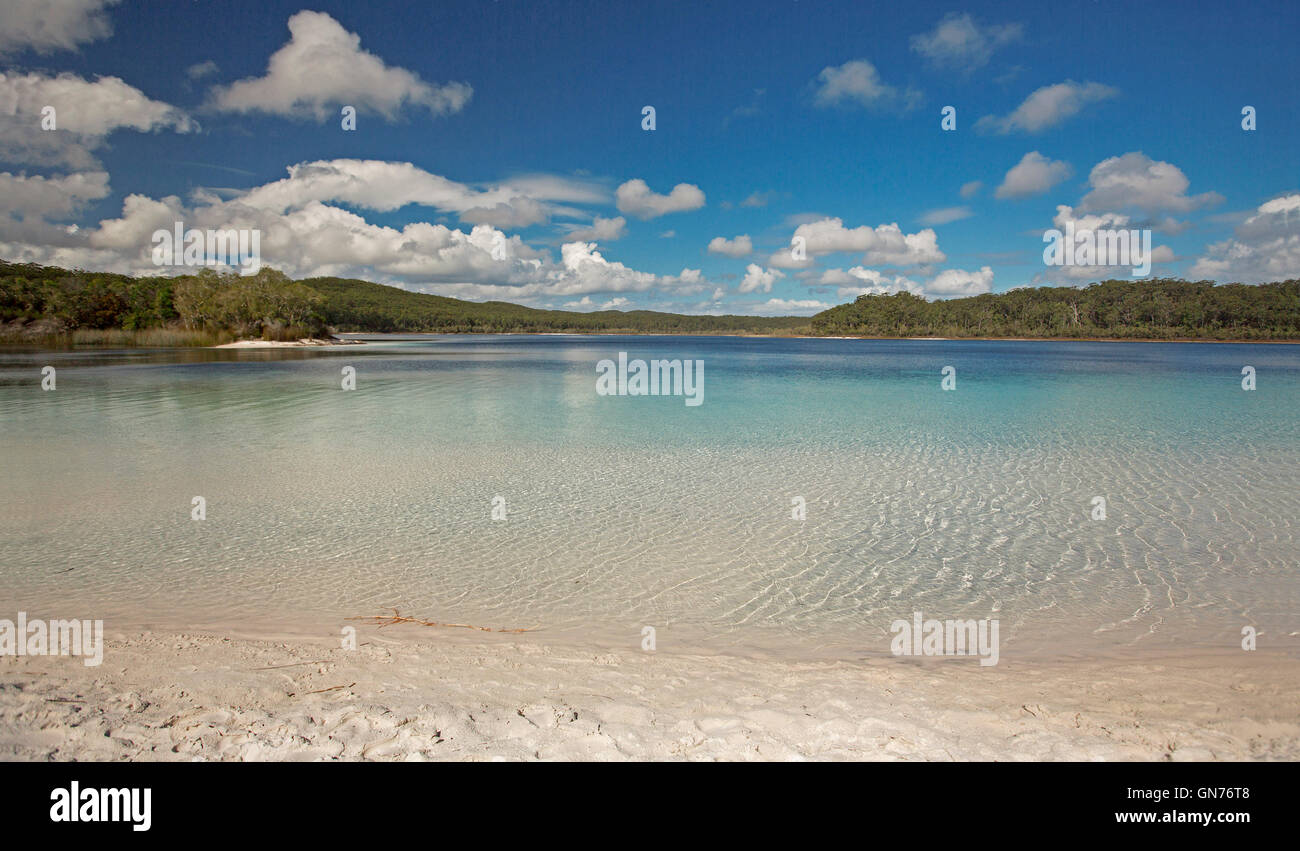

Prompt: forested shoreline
xmin=812 ymin=279 xmax=1300 ymax=340
xmin=2 ymin=260 xmax=1297 ymax=346
xmin=0 ymin=262 xmax=805 ymax=344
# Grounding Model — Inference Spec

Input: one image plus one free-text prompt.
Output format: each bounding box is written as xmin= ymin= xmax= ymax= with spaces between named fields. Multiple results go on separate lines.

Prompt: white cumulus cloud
xmin=707 ymin=234 xmax=753 ymax=257
xmin=910 ymin=13 xmax=1022 ymax=72
xmin=208 ymin=11 xmax=472 ymax=120
xmin=995 ymin=151 xmax=1072 ymax=199
xmin=563 ymin=215 xmax=627 ymax=242
xmin=819 ymin=265 xmax=993 ymax=299
xmin=1190 ymin=194 xmax=1300 ymax=283
xmin=976 ymin=80 xmax=1117 ymax=134
xmin=771 ymin=217 xmax=945 ymax=268
xmin=811 ymin=59 xmax=919 ymax=110
xmin=237 ymin=159 xmax=604 ymax=228
xmin=0 ymin=0 xmax=118 ymax=55
xmin=753 ymin=298 xmax=832 ymax=315
xmin=615 ymin=179 xmax=706 ymax=219
xmin=1078 ymin=151 xmax=1222 ymax=214
xmin=739 ymin=263 xmax=784 ymax=293
xmin=0 ymin=71 xmax=195 ymax=168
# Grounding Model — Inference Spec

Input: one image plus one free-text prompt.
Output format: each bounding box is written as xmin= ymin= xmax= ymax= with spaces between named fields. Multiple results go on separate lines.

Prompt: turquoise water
xmin=1 ymin=336 xmax=1297 ymax=658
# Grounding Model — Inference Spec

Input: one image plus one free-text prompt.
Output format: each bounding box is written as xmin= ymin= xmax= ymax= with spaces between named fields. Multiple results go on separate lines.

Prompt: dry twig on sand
xmin=348 ymin=608 xmax=536 ymax=634
xmin=300 ymin=682 xmax=355 ymax=695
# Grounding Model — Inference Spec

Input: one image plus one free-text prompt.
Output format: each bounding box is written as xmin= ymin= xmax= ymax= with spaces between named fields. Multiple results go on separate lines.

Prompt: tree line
xmin=0 ymin=262 xmax=805 ymax=342
xmin=811 ymin=278 xmax=1300 ymax=340
xmin=3 ymin=261 xmax=1298 ymax=345
xmin=0 ymin=264 xmax=327 ymax=342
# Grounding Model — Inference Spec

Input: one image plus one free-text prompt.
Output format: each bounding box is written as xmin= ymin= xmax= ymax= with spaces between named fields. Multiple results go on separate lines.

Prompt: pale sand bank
xmin=1 ymin=630 xmax=1295 ymax=761
xmin=213 ymin=338 xmax=364 ymax=348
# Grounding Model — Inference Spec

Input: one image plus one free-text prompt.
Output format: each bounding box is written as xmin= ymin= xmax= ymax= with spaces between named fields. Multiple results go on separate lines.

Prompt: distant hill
xmin=300 ymin=275 xmax=809 ymax=334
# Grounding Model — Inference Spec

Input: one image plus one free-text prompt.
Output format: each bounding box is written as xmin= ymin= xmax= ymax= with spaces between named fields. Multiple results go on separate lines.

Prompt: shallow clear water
xmin=1 ymin=336 xmax=1297 ymax=659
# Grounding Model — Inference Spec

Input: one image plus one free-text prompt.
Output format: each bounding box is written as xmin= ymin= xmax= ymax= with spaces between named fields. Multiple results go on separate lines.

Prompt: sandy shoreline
xmin=4 ymin=333 xmax=1292 ymax=351
xmin=213 ymin=338 xmax=365 ymax=348
xmin=333 ymin=331 xmax=1300 ymax=344
xmin=1 ymin=628 xmax=1295 ymax=761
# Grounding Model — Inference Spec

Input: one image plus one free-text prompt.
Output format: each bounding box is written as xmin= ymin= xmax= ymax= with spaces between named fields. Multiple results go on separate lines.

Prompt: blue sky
xmin=1 ymin=0 xmax=1297 ymax=314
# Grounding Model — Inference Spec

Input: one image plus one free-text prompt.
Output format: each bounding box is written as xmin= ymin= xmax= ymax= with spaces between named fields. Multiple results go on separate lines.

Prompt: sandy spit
xmin=1 ymin=630 xmax=1295 ymax=761
xmin=213 ymin=338 xmax=364 ymax=348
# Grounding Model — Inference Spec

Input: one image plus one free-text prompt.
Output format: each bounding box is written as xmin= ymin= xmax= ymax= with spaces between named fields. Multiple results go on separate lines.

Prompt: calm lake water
xmin=1 ymin=335 xmax=1297 ymax=658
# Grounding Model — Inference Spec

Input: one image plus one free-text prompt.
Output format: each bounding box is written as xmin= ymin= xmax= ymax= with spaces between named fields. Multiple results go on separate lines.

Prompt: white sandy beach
xmin=213 ymin=338 xmax=364 ymax=348
xmin=1 ymin=628 xmax=1295 ymax=761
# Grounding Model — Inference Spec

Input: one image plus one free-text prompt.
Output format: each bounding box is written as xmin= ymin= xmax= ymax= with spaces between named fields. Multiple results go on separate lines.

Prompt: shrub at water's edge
xmin=0 ymin=263 xmax=329 ymax=347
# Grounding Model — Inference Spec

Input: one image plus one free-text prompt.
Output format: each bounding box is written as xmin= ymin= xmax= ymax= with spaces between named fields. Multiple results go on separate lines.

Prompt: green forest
xmin=2 ymin=260 xmax=1298 ymax=346
xmin=0 ymin=264 xmax=329 ymax=346
xmin=811 ymin=278 xmax=1300 ymax=340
